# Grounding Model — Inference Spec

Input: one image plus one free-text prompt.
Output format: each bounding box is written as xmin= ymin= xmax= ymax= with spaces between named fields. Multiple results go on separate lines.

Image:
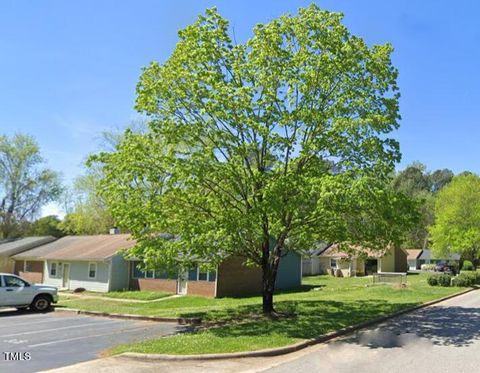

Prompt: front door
xmin=62 ymin=263 xmax=70 ymax=289
xmin=177 ymin=271 xmax=187 ymax=295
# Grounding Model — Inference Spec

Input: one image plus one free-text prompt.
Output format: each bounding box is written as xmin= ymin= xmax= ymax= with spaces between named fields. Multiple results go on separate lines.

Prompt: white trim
xmin=87 ymin=262 xmax=97 ymax=279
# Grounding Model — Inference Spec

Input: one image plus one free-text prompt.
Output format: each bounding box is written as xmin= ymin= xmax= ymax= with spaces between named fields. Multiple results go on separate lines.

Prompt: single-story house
xmin=12 ymin=233 xmax=302 ymax=297
xmin=311 ymin=243 xmax=408 ymax=277
xmin=406 ymin=248 xmax=461 ymax=270
xmin=0 ymin=236 xmax=57 ymax=278
xmin=406 ymin=249 xmax=423 ymax=270
xmin=302 ymin=242 xmax=332 ymax=276
xmin=129 ymin=250 xmax=302 ymax=298
xmin=12 ymin=234 xmax=135 ymax=291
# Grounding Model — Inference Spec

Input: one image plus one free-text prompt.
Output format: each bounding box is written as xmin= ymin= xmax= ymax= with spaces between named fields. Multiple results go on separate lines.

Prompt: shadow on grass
xmin=178 ymin=299 xmax=419 ymax=340
xmin=343 ymin=305 xmax=480 ymax=348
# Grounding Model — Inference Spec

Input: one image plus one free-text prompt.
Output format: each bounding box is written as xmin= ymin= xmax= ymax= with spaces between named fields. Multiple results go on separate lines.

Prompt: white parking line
xmin=28 ymin=326 xmax=152 ymax=348
xmin=0 ymin=316 xmax=81 ymax=328
xmin=1 ymin=320 xmax=120 ymax=338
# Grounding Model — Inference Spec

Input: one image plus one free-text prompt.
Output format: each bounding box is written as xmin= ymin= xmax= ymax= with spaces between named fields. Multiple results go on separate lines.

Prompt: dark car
xmin=435 ymin=262 xmax=457 ymax=276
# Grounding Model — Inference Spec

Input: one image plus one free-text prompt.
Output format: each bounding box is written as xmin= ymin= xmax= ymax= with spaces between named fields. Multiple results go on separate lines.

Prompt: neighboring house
xmin=129 ymin=250 xmax=302 ymax=298
xmin=302 ymin=242 xmax=332 ymax=276
xmin=406 ymin=249 xmax=461 ymax=270
xmin=12 ymin=234 xmax=135 ymax=291
xmin=406 ymin=249 xmax=423 ymax=270
xmin=0 ymin=236 xmax=57 ymax=280
xmin=316 ymin=243 xmax=408 ymax=277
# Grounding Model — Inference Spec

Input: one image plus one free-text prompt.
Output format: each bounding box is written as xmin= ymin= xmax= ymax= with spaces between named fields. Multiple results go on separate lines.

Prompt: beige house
xmin=309 ymin=243 xmax=408 ymax=277
xmin=0 ymin=236 xmax=57 ymax=274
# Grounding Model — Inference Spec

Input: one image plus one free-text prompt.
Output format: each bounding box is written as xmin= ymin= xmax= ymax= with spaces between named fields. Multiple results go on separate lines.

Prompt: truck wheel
xmin=30 ymin=295 xmax=51 ymax=312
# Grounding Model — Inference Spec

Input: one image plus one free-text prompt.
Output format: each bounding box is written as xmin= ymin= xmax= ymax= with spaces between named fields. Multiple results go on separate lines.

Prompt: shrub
xmin=452 ymin=272 xmax=480 ymax=287
xmin=421 ymin=264 xmax=436 ymax=271
xmin=437 ymin=274 xmax=452 ymax=287
xmin=427 ymin=274 xmax=439 ymax=286
xmin=462 ymin=260 xmax=474 ymax=271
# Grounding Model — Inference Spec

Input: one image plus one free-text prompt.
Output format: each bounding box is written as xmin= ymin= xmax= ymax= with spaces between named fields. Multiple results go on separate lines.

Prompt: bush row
xmin=428 ymin=271 xmax=480 ymax=287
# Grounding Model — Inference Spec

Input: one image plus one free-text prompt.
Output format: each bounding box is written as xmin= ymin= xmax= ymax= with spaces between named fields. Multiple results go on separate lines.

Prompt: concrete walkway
xmin=45 ymin=289 xmax=480 ymax=373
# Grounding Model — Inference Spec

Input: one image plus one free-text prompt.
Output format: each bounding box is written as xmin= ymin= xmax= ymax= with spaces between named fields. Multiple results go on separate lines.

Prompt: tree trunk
xmin=261 ymin=236 xmax=282 ymax=315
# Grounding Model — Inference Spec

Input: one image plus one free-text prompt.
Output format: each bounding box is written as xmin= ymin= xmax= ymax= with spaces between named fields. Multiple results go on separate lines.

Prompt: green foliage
xmin=427 ymin=274 xmax=438 ymax=286
xmin=392 ymin=163 xmax=453 ymax=249
xmin=451 ymin=272 xmax=480 ymax=287
xmin=421 ymin=264 xmax=436 ymax=271
xmin=92 ymin=5 xmax=416 ymax=309
xmin=427 ymin=273 xmax=451 ymax=287
xmin=0 ymin=133 xmax=62 ymax=238
xmin=430 ymin=174 xmax=480 ymax=268
xmin=27 ymin=215 xmax=64 ymax=237
xmin=462 ymin=260 xmax=474 ymax=271
xmin=60 ymin=172 xmax=114 ymax=235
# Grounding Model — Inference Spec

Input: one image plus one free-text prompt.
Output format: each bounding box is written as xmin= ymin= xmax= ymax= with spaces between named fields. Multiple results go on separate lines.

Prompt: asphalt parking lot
xmin=0 ymin=309 xmax=183 ymax=373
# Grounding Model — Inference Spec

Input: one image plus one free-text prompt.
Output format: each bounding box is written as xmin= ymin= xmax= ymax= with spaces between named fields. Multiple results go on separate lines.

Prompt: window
xmin=198 ymin=270 xmax=208 ymax=281
xmin=88 ymin=263 xmax=97 ymax=279
xmin=145 ymin=270 xmax=154 ymax=279
xmin=4 ymin=275 xmax=27 ymax=287
xmin=50 ymin=263 xmax=57 ymax=277
xmin=330 ymin=259 xmax=337 ymax=268
xmin=208 ymin=271 xmax=216 ymax=282
xmin=188 ymin=267 xmax=198 ymax=281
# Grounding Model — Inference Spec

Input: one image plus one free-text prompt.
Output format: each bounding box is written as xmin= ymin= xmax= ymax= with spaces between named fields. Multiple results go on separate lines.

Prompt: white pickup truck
xmin=0 ymin=273 xmax=58 ymax=311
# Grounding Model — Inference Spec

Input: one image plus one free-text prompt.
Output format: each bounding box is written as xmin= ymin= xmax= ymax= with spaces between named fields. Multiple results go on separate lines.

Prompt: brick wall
xmin=129 ymin=278 xmax=177 ymax=293
xmin=187 ymin=281 xmax=216 ymax=297
xmin=216 ymin=257 xmax=262 ymax=297
xmin=14 ymin=260 xmax=44 ymax=284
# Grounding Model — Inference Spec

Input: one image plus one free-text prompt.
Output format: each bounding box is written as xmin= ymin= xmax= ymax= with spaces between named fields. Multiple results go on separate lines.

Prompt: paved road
xmin=262 ymin=290 xmax=480 ymax=373
xmin=0 ymin=309 xmax=182 ymax=373
xmin=48 ymin=290 xmax=480 ymax=373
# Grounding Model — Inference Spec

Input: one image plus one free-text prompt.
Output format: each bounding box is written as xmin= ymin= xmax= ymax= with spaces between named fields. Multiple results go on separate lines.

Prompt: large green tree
xmin=430 ymin=174 xmax=480 ymax=269
xmin=0 ymin=134 xmax=62 ymax=238
xmin=93 ymin=6 xmax=415 ymax=313
xmin=393 ymin=163 xmax=453 ymax=249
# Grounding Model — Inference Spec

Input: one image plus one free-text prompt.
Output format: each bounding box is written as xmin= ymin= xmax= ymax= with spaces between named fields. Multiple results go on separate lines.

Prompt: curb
xmin=119 ymin=287 xmax=477 ymax=361
xmin=54 ymin=308 xmax=201 ymax=325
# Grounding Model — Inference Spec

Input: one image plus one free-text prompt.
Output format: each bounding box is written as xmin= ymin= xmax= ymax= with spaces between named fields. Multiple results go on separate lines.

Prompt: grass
xmin=57 ymin=274 xmax=466 ymax=355
xmin=95 ymin=290 xmax=172 ymax=301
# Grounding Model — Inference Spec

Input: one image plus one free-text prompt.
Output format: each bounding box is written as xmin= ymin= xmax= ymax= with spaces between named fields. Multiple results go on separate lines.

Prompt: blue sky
xmin=0 ymin=1 xmax=478 ymax=216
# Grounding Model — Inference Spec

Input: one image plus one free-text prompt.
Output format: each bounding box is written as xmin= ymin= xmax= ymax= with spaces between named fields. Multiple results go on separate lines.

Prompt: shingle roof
xmin=406 ymin=249 xmax=423 ymax=260
xmin=12 ymin=234 xmax=136 ymax=261
xmin=0 ymin=236 xmax=57 ymax=257
xmin=318 ymin=243 xmax=388 ymax=259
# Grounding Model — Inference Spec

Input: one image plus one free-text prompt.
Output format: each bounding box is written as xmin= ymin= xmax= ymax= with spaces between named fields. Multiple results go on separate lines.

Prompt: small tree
xmin=430 ymin=174 xmax=480 ymax=269
xmin=93 ymin=6 xmax=414 ymax=314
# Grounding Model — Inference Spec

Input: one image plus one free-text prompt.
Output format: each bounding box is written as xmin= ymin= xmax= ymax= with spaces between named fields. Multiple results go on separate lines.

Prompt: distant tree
xmin=0 ymin=134 xmax=62 ymax=238
xmin=93 ymin=6 xmax=416 ymax=314
xmin=27 ymin=215 xmax=64 ymax=237
xmin=430 ymin=174 xmax=480 ymax=269
xmin=60 ymin=172 xmax=114 ymax=235
xmin=393 ymin=163 xmax=453 ymax=249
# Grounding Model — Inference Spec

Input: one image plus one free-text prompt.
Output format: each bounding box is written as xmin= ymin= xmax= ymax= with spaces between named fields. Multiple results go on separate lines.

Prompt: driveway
xmin=0 ymin=309 xmax=183 ymax=373
xmin=46 ymin=289 xmax=480 ymax=373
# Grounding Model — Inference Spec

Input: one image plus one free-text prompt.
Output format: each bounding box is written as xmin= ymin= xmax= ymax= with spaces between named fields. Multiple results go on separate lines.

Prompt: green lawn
xmin=57 ymin=274 xmax=465 ymax=355
xmin=95 ymin=290 xmax=172 ymax=301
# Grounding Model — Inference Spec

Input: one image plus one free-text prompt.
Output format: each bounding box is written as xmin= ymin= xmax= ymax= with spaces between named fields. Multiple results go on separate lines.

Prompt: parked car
xmin=434 ymin=262 xmax=457 ymax=276
xmin=0 ymin=273 xmax=58 ymax=311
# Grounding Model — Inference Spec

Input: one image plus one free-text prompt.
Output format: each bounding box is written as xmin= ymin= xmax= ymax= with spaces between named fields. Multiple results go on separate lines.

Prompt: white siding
xmin=44 ymin=261 xmax=63 ymax=288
